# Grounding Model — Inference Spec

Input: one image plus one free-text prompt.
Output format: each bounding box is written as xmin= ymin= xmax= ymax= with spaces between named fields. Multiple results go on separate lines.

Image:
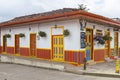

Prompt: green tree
xmin=78 ymin=4 xmax=89 ymax=11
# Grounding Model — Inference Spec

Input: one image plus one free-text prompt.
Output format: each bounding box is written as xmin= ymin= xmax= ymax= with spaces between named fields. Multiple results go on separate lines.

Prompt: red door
xmin=15 ymin=35 xmax=20 ymax=54
xmin=30 ymin=34 xmax=36 ymax=57
xmin=3 ymin=36 xmax=7 ymax=52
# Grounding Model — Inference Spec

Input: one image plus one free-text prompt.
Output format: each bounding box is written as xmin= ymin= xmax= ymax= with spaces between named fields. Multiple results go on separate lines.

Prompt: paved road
xmin=0 ymin=63 xmax=119 ymax=80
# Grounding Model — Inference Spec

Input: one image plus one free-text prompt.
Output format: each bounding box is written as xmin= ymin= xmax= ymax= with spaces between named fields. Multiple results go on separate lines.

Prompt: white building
xmin=0 ymin=8 xmax=120 ymax=66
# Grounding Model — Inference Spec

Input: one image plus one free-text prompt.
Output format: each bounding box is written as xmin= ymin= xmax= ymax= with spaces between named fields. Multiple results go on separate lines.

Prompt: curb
xmin=1 ymin=56 xmax=120 ymax=78
xmin=65 ymin=69 xmax=120 ymax=78
xmin=0 ymin=55 xmax=65 ymax=71
xmin=83 ymin=72 xmax=120 ymax=78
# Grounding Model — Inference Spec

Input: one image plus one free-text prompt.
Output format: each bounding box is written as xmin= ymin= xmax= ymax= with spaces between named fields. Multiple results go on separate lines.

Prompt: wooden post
xmin=83 ymin=57 xmax=87 ymax=70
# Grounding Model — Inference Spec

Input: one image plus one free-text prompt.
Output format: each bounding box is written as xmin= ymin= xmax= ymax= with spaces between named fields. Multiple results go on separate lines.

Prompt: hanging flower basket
xmin=99 ymin=40 xmax=105 ymax=45
xmin=94 ymin=35 xmax=112 ymax=45
xmin=94 ymin=35 xmax=104 ymax=45
xmin=103 ymin=35 xmax=112 ymax=41
xmin=5 ymin=34 xmax=11 ymax=38
xmin=63 ymin=29 xmax=70 ymax=37
xmin=38 ymin=31 xmax=46 ymax=37
xmin=19 ymin=33 xmax=25 ymax=38
xmin=103 ymin=35 xmax=109 ymax=40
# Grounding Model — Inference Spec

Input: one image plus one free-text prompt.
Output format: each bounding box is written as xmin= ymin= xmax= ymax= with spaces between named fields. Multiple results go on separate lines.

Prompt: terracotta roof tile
xmin=0 ymin=8 xmax=120 ymax=27
xmin=11 ymin=8 xmax=78 ymax=22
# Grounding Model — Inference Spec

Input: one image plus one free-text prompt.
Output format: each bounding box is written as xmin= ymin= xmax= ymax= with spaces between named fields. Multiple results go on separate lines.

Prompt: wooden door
xmin=30 ymin=34 xmax=36 ymax=57
xmin=114 ymin=32 xmax=118 ymax=56
xmin=3 ymin=36 xmax=7 ymax=52
xmin=52 ymin=35 xmax=64 ymax=61
xmin=15 ymin=35 xmax=20 ymax=54
xmin=105 ymin=31 xmax=110 ymax=58
xmin=86 ymin=28 xmax=93 ymax=60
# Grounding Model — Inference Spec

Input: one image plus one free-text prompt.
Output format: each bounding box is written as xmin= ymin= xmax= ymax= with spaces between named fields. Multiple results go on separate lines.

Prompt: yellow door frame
xmin=51 ymin=26 xmax=64 ymax=61
xmin=114 ymin=32 xmax=119 ymax=56
xmin=29 ymin=33 xmax=37 ymax=58
xmin=85 ymin=28 xmax=94 ymax=60
xmin=104 ymin=31 xmax=110 ymax=58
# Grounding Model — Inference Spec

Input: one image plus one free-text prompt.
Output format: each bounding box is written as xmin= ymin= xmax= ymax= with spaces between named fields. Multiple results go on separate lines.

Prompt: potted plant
xmin=19 ymin=33 xmax=25 ymax=38
xmin=5 ymin=34 xmax=11 ymax=38
xmin=110 ymin=50 xmax=114 ymax=59
xmin=63 ymin=29 xmax=70 ymax=37
xmin=38 ymin=31 xmax=46 ymax=37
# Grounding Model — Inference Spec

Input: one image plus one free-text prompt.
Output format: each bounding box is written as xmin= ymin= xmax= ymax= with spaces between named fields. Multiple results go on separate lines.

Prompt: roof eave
xmin=0 ymin=10 xmax=120 ymax=28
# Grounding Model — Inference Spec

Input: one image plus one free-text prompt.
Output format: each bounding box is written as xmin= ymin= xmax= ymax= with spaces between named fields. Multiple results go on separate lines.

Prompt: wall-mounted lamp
xmin=107 ymin=28 xmax=110 ymax=31
xmin=113 ymin=28 xmax=119 ymax=31
xmin=93 ymin=25 xmax=95 ymax=29
xmin=37 ymin=35 xmax=40 ymax=40
xmin=29 ymin=27 xmax=31 ymax=31
xmin=9 ymin=28 xmax=11 ymax=32
xmin=54 ymin=24 xmax=57 ymax=29
xmin=79 ymin=19 xmax=87 ymax=31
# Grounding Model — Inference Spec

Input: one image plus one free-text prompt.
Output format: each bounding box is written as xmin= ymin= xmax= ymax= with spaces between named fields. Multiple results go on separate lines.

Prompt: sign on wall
xmin=79 ymin=19 xmax=87 ymax=31
xmin=80 ymin=32 xmax=86 ymax=48
xmin=113 ymin=28 xmax=119 ymax=31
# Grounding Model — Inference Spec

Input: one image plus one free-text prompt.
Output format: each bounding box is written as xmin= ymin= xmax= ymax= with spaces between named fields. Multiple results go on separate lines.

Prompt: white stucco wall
xmin=0 ymin=19 xmax=119 ymax=51
xmin=55 ymin=19 xmax=80 ymax=50
xmin=1 ymin=25 xmax=30 ymax=47
xmin=119 ymin=30 xmax=120 ymax=47
xmin=109 ymin=27 xmax=114 ymax=48
xmin=1 ymin=27 xmax=14 ymax=47
xmin=0 ymin=19 xmax=80 ymax=50
xmin=86 ymin=22 xmax=115 ymax=49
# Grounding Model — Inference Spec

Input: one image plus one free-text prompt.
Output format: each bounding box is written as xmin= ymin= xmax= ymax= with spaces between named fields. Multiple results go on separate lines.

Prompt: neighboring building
xmin=112 ymin=18 xmax=120 ymax=22
xmin=0 ymin=8 xmax=120 ymax=66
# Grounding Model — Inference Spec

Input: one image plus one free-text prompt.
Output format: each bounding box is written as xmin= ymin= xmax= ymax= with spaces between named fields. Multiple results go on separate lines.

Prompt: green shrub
xmin=64 ymin=29 xmax=70 ymax=37
xmin=19 ymin=33 xmax=25 ymax=37
xmin=38 ymin=31 xmax=46 ymax=37
xmin=5 ymin=34 xmax=11 ymax=38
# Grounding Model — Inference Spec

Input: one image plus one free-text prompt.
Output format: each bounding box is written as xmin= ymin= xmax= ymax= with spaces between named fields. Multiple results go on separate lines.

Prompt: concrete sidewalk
xmin=1 ymin=54 xmax=120 ymax=78
xmin=64 ymin=61 xmax=120 ymax=78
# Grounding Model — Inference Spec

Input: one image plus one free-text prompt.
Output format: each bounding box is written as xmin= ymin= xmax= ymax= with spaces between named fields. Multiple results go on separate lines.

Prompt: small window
xmin=96 ymin=29 xmax=103 ymax=36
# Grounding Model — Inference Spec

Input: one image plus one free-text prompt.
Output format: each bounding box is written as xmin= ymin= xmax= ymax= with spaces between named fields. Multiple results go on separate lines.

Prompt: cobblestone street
xmin=0 ymin=63 xmax=119 ymax=80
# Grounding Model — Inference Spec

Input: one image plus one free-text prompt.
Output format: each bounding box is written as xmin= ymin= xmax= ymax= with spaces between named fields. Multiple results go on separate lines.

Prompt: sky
xmin=0 ymin=0 xmax=120 ymax=22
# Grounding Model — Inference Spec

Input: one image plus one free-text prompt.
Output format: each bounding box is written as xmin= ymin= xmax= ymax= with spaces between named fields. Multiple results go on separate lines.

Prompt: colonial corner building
xmin=0 ymin=8 xmax=120 ymax=66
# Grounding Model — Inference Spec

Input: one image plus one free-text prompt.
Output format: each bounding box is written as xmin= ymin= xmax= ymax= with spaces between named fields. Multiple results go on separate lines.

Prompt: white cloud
xmin=0 ymin=0 xmax=120 ymax=22
xmin=83 ymin=0 xmax=120 ymax=18
xmin=101 ymin=0 xmax=120 ymax=17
